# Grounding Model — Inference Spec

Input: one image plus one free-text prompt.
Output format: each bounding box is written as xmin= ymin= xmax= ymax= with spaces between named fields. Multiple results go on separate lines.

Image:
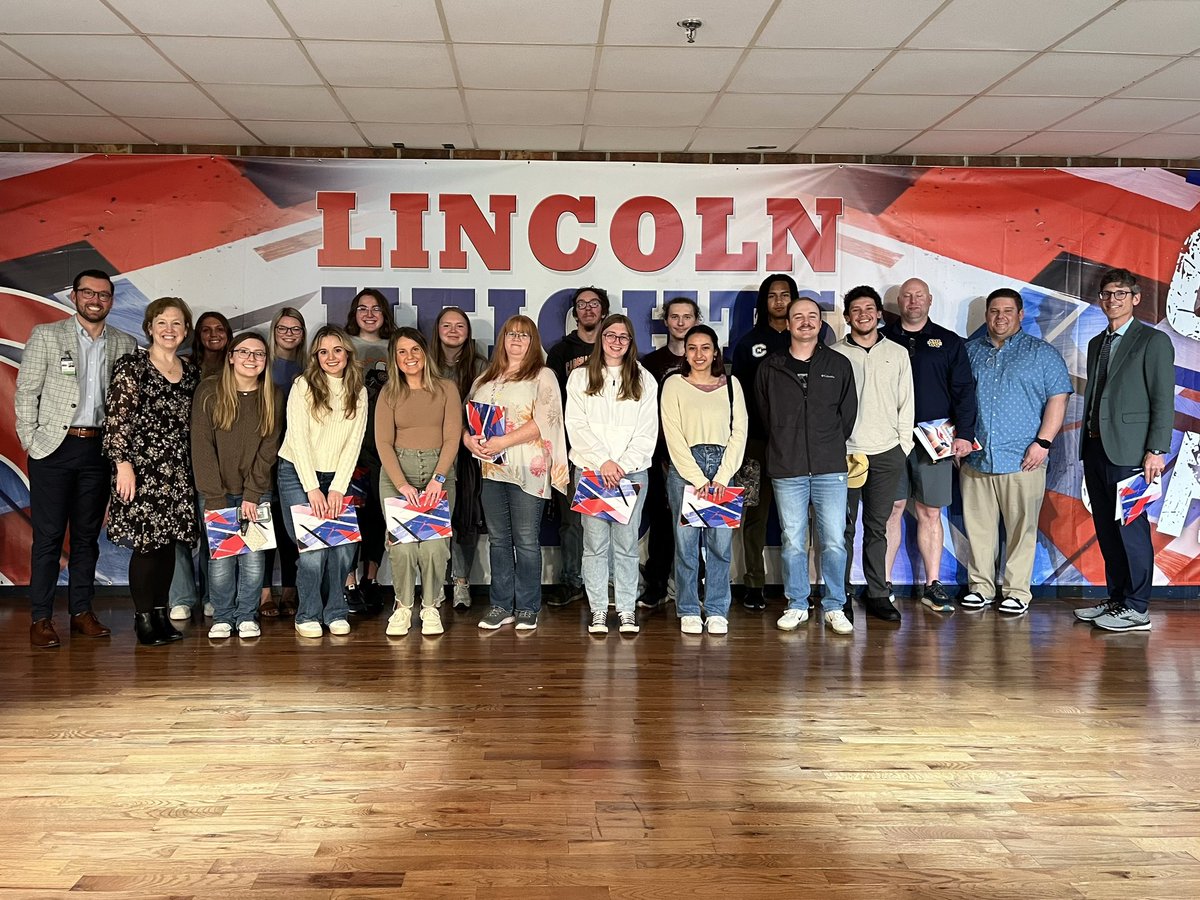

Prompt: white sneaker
xmin=386 ymin=607 xmax=412 ymax=636
xmin=169 ymin=605 xmax=191 ymax=621
xmin=203 ymin=602 xmax=215 ymax=617
xmin=618 ymin=611 xmax=639 ymax=634
xmin=452 ymin=581 xmax=471 ymax=609
xmin=776 ymin=608 xmax=809 ymax=631
xmin=295 ymin=621 xmax=323 ymax=638
xmin=588 ymin=610 xmax=609 ymax=634
xmin=680 ymin=615 xmax=703 ymax=635
xmin=421 ymin=608 xmax=444 ymax=635
xmin=328 ymin=619 xmax=351 ymax=635
xmin=824 ymin=609 xmax=854 ymax=634
xmin=207 ymin=622 xmax=232 ymax=639
xmin=238 ymin=621 xmax=261 ymax=639
xmin=706 ymin=615 xmax=728 ymax=635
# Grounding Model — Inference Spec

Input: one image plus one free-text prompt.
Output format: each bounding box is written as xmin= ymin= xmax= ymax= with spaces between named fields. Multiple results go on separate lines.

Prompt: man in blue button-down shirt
xmin=959 ymin=288 xmax=1071 ymax=615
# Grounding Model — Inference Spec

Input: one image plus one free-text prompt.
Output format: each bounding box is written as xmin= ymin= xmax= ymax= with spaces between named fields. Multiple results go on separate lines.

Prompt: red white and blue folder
xmin=205 ymin=504 xmax=276 ymax=559
xmin=680 ymin=485 xmax=745 ymax=529
xmin=1116 ymin=473 xmax=1162 ymax=526
xmin=571 ymin=470 xmax=642 ymax=525
xmin=384 ymin=495 xmax=453 ymax=544
xmin=290 ymin=499 xmax=362 ymax=553
xmin=466 ymin=400 xmax=507 ymax=465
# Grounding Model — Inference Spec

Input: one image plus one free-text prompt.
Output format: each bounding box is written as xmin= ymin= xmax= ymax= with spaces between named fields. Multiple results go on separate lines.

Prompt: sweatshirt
xmin=190 ymin=377 xmax=284 ymax=510
xmin=831 ymin=333 xmax=915 ymax=456
xmin=564 ymin=364 xmax=659 ymax=474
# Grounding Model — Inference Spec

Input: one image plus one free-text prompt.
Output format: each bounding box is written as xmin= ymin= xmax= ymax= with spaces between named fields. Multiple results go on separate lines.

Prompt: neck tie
xmin=1088 ymin=331 xmax=1115 ymax=435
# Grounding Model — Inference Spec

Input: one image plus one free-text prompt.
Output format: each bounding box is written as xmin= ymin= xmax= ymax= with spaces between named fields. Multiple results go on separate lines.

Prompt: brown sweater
xmin=191 ymin=377 xmax=284 ymax=510
xmin=374 ymin=378 xmax=462 ymax=489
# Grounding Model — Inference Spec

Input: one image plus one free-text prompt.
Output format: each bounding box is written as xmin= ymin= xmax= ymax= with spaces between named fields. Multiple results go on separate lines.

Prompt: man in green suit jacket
xmin=1075 ymin=268 xmax=1175 ymax=632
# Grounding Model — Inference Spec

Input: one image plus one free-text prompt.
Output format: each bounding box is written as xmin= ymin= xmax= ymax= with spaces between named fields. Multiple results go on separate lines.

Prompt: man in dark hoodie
xmin=731 ymin=273 xmax=833 ymax=610
xmin=545 ymin=285 xmax=609 ymax=607
xmin=756 ymin=297 xmax=857 ymax=635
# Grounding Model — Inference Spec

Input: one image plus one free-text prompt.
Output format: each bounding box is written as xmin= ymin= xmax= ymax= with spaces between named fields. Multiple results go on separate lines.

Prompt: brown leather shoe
xmin=30 ymin=618 xmax=61 ymax=649
xmin=70 ymin=610 xmax=112 ymax=637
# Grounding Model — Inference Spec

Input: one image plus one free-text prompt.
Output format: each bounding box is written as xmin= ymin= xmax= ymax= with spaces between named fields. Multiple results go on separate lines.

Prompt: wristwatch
xmin=432 ymin=473 xmax=447 ymax=484
xmin=1034 ymin=438 xmax=1052 ymax=450
xmin=1146 ymin=449 xmax=1167 ymax=456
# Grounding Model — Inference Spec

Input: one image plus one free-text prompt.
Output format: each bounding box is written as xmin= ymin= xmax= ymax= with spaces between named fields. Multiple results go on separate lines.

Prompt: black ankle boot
xmin=134 ymin=612 xmax=169 ymax=646
xmin=151 ymin=607 xmax=183 ymax=642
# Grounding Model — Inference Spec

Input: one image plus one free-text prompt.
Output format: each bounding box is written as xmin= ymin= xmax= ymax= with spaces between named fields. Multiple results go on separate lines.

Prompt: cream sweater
xmin=278 ymin=373 xmax=368 ymax=493
xmin=660 ymin=374 xmax=748 ymax=489
xmin=832 ymin=334 xmax=915 ymax=456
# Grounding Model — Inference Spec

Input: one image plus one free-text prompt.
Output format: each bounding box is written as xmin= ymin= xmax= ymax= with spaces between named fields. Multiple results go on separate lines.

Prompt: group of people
xmin=16 ymin=265 xmax=1174 ymax=649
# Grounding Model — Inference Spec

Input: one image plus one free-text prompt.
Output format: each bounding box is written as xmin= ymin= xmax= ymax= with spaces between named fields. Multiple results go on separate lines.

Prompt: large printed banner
xmin=2 ymin=154 xmax=1200 ymax=588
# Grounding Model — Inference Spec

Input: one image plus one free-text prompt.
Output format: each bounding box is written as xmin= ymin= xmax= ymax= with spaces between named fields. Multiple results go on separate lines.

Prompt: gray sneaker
xmin=1092 ymin=605 xmax=1151 ymax=632
xmin=1074 ymin=600 xmax=1124 ymax=622
xmin=514 ymin=609 xmax=539 ymax=631
xmin=478 ymin=606 xmax=515 ymax=630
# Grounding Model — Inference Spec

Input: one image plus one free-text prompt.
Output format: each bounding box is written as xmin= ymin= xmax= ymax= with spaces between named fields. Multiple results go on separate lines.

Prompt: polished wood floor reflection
xmin=2 ymin=594 xmax=1198 ymax=899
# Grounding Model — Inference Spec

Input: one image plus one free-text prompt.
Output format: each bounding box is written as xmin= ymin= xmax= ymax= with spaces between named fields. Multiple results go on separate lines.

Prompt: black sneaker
xmin=842 ymin=597 xmax=855 ymax=623
xmin=360 ymin=578 xmax=384 ymax=614
xmin=547 ymin=584 xmax=586 ymax=608
xmin=344 ymin=582 xmax=367 ymax=614
xmin=741 ymin=586 xmax=766 ymax=611
xmin=921 ymin=580 xmax=954 ymax=613
xmin=636 ymin=589 xmax=665 ymax=611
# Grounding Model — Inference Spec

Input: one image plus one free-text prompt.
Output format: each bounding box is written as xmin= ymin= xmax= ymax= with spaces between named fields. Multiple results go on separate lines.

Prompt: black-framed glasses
xmin=602 ymin=332 xmax=631 ymax=345
xmin=504 ymin=331 xmax=532 ymax=342
xmin=1098 ymin=289 xmax=1133 ymax=301
xmin=75 ymin=287 xmax=113 ymax=302
xmin=233 ymin=348 xmax=268 ymax=360
xmin=275 ymin=324 xmax=303 ymax=335
xmin=576 ymin=300 xmax=602 ymax=310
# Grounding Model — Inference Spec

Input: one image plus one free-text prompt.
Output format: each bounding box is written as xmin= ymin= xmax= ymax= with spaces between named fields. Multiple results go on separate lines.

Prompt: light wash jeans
xmin=168 ymin=494 xmax=207 ymax=609
xmin=482 ymin=479 xmax=545 ymax=613
xmin=277 ymin=459 xmax=354 ymax=626
xmin=578 ymin=468 xmax=648 ymax=616
xmin=774 ymin=472 xmax=849 ymax=613
xmin=207 ymin=492 xmax=268 ymax=628
xmin=668 ymin=444 xmax=733 ymax=620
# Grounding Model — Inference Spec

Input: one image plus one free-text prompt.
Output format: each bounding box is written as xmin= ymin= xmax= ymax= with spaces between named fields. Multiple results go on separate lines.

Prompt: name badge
xmin=60 ymin=354 xmax=76 ymax=376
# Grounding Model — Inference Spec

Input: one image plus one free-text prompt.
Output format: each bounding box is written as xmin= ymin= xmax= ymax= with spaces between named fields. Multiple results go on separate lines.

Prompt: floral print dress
xmin=468 ymin=367 xmax=568 ymax=499
xmin=103 ymin=350 xmax=201 ymax=553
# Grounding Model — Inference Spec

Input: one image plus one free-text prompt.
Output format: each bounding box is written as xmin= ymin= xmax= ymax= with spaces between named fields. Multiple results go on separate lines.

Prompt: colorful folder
xmin=205 ymin=504 xmax=276 ymax=559
xmin=384 ymin=495 xmax=453 ymax=544
xmin=571 ymin=470 xmax=642 ymax=525
xmin=290 ymin=499 xmax=362 ymax=553
xmin=680 ymin=485 xmax=745 ymax=529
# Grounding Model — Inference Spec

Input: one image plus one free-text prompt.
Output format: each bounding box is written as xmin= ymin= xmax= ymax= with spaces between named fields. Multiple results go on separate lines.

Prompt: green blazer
xmin=1080 ymin=318 xmax=1175 ymax=467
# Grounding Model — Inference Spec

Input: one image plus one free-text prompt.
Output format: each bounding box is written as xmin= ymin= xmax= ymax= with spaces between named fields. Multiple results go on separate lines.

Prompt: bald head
xmin=898 ymin=278 xmax=933 ymax=328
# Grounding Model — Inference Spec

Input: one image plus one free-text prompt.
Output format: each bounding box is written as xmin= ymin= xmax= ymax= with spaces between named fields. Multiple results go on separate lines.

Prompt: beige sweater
xmin=278 ymin=373 xmax=368 ymax=494
xmin=374 ymin=378 xmax=462 ymax=488
xmin=660 ymin=374 xmax=748 ymax=489
xmin=831 ymin=334 xmax=915 ymax=456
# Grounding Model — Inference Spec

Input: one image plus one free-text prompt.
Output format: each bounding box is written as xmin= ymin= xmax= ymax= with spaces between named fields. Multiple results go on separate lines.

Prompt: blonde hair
xmin=270 ymin=306 xmax=307 ymax=360
xmin=206 ymin=332 xmax=276 ymax=437
xmin=383 ymin=327 xmax=443 ymax=404
xmin=302 ymin=325 xmax=363 ymax=421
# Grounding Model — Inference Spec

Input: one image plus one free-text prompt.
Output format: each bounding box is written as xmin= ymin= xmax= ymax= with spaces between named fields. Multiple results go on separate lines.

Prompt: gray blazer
xmin=14 ymin=316 xmax=137 ymax=460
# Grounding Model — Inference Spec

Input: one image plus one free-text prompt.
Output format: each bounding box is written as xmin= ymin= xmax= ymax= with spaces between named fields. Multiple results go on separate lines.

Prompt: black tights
xmin=128 ymin=544 xmax=176 ymax=614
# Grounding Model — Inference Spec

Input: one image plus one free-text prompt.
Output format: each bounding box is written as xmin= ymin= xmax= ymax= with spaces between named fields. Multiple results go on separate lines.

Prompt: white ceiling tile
xmin=241 ymin=120 xmax=365 ymax=146
xmin=0 ymin=0 xmax=131 ymax=33
xmin=992 ymin=52 xmax=1171 ymax=97
xmin=759 ymin=0 xmax=944 ymax=49
xmin=823 ymin=95 xmax=971 ymax=130
xmin=603 ymin=0 xmax=777 ymax=47
xmin=896 ymin=130 xmax=1036 ymax=154
xmin=1107 ymin=133 xmax=1200 ymax=158
xmin=1119 ymin=58 xmax=1200 ymax=99
xmin=862 ymin=50 xmax=1034 ymax=94
xmin=793 ymin=128 xmax=921 ymax=153
xmin=455 ymin=44 xmax=596 ymax=90
xmin=123 ymin=117 xmax=258 ymax=144
xmin=466 ymin=90 xmax=587 ymax=125
xmin=472 ymin=124 xmax=583 ymax=150
xmin=0 ymin=118 xmax=38 ymax=141
xmin=583 ymin=125 xmax=695 ymax=151
xmin=205 ymin=84 xmax=347 ymax=121
xmin=0 ymin=81 xmax=104 ymax=115
xmin=2 ymin=35 xmax=185 ymax=81
xmin=5 ymin=114 xmax=149 ymax=143
xmin=706 ymin=93 xmax=840 ymax=129
xmin=273 ymin=0 xmax=445 ymax=41
xmin=445 ymin=0 xmax=604 ymax=44
xmin=105 ymin=0 xmax=289 ymax=37
xmin=729 ymin=49 xmax=890 ymax=94
xmin=0 ymin=44 xmax=49 ymax=78
xmin=1004 ymin=131 xmax=1137 ymax=156
xmin=152 ymin=37 xmax=320 ymax=85
xmin=1054 ymin=98 xmax=1200 ymax=132
xmin=597 ymin=46 xmax=742 ymax=92
xmin=940 ymin=96 xmax=1093 ymax=130
xmin=68 ymin=81 xmax=225 ymax=118
xmin=1058 ymin=0 xmax=1200 ymax=55
xmin=335 ymin=87 xmax=464 ymax=123
xmin=589 ymin=92 xmax=712 ymax=127
xmin=910 ymin=0 xmax=1115 ymax=50
xmin=1174 ymin=114 xmax=1200 ymax=134
xmin=359 ymin=122 xmax=472 ymax=148
xmin=690 ymin=127 xmax=807 ymax=153
xmin=305 ymin=41 xmax=456 ymax=88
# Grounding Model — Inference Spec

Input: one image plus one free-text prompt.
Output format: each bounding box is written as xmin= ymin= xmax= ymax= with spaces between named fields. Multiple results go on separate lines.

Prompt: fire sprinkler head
xmin=677 ymin=18 xmax=702 ymax=43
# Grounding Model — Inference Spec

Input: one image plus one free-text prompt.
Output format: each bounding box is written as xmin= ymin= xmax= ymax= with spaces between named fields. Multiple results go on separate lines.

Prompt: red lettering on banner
xmin=695 ymin=197 xmax=758 ymax=271
xmin=610 ymin=196 xmax=684 ymax=273
xmin=316 ymin=191 xmax=382 ymax=268
xmin=439 ymin=194 xmax=517 ymax=271
xmin=528 ymin=195 xmax=597 ymax=272
xmin=765 ymin=197 xmax=843 ymax=273
xmin=390 ymin=193 xmax=430 ymax=268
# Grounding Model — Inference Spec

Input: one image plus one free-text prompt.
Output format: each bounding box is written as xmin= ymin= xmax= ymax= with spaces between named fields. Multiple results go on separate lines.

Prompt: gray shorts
xmin=895 ymin=446 xmax=954 ymax=508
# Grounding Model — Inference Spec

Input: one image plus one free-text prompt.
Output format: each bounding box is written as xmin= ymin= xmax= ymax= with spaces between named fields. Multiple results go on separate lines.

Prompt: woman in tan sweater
xmin=376 ymin=327 xmax=462 ymax=637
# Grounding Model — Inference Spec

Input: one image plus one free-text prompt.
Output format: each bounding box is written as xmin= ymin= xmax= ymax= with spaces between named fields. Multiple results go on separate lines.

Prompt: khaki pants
xmin=960 ymin=463 xmax=1046 ymax=603
xmin=379 ymin=448 xmax=456 ymax=610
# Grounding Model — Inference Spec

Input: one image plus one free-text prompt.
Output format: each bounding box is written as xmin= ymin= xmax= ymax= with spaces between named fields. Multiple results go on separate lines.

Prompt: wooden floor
xmin=2 ymin=593 xmax=1198 ymax=900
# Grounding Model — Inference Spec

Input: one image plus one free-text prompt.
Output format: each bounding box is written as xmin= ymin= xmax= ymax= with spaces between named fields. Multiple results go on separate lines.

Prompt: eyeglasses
xmin=603 ymin=332 xmax=631 ymax=345
xmin=75 ymin=287 xmax=113 ymax=302
xmin=355 ymin=305 xmax=382 ymax=315
xmin=275 ymin=324 xmax=303 ymax=335
xmin=576 ymin=300 xmax=602 ymax=310
xmin=504 ymin=331 xmax=532 ymax=342
xmin=1098 ymin=289 xmax=1134 ymax=301
xmin=233 ymin=349 xmax=268 ymax=360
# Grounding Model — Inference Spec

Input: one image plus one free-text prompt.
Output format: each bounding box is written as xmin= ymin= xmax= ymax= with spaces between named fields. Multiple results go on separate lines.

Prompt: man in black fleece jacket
xmin=756 ymin=297 xmax=857 ymax=635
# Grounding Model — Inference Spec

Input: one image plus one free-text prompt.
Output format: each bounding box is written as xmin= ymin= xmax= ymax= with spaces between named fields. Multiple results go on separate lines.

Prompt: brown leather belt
xmin=65 ymin=427 xmax=102 ymax=438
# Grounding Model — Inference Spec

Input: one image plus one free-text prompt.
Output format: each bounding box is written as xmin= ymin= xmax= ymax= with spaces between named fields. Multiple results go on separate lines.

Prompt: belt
xmin=65 ymin=426 xmax=102 ymax=438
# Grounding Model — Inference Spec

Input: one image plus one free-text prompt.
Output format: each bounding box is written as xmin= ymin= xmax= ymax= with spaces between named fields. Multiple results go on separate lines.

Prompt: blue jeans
xmin=774 ymin=472 xmax=848 ymax=613
xmin=277 ymin=459 xmax=354 ymax=625
xmin=168 ymin=493 xmax=207 ymax=609
xmin=579 ymin=468 xmax=648 ymax=616
xmin=668 ymin=444 xmax=733 ymax=620
xmin=207 ymin=493 xmax=268 ymax=627
xmin=482 ymin=479 xmax=544 ymax=613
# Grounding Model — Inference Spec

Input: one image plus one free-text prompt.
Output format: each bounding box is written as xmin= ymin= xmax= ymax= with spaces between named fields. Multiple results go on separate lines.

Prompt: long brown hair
xmin=476 ymin=315 xmax=544 ymax=386
xmin=190 ymin=310 xmax=231 ymax=371
xmin=430 ymin=306 xmax=485 ymax=399
xmin=206 ymin=332 xmax=277 ymax=437
xmin=302 ymin=325 xmax=363 ymax=421
xmin=344 ymin=288 xmax=397 ymax=340
xmin=585 ymin=313 xmax=643 ymax=401
xmin=383 ymin=327 xmax=444 ymax=404
xmin=270 ymin=306 xmax=307 ymax=360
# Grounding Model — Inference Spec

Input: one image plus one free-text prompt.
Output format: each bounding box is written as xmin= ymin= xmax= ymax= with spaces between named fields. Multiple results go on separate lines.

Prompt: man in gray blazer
xmin=15 ymin=270 xmax=137 ymax=648
xmin=1074 ymin=268 xmax=1176 ymax=633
